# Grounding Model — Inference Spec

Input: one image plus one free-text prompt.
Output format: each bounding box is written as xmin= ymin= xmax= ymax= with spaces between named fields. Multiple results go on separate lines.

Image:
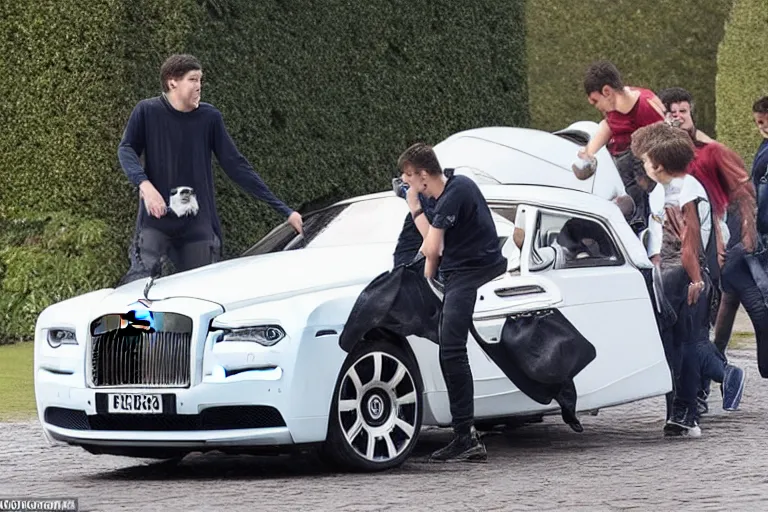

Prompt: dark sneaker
xmin=664 ymin=406 xmax=702 ymax=438
xmin=429 ymin=427 xmax=487 ymax=463
xmin=663 ymin=420 xmax=702 ymax=438
xmin=722 ymin=365 xmax=746 ymax=411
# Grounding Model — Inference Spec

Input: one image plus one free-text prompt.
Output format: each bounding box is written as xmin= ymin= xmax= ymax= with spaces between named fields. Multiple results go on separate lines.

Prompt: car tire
xmin=323 ymin=339 xmax=424 ymax=472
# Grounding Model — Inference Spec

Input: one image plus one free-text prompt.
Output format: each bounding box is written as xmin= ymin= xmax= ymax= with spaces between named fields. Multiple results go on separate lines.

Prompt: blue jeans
xmin=660 ymin=266 xmax=715 ymax=422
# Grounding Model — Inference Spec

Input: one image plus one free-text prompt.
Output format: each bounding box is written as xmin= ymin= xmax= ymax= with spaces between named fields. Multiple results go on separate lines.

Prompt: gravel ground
xmin=2 ymin=310 xmax=765 ymax=512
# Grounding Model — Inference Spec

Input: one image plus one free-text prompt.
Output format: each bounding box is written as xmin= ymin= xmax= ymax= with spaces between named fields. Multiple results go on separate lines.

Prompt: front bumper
xmin=35 ymin=366 xmax=336 ymax=450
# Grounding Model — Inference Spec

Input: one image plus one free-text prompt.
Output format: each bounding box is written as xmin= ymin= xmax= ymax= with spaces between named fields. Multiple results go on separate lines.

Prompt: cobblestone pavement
xmin=2 ymin=347 xmax=767 ymax=512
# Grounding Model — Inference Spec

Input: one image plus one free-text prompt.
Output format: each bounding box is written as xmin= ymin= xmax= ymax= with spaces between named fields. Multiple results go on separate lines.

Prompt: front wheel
xmin=324 ymin=340 xmax=423 ymax=472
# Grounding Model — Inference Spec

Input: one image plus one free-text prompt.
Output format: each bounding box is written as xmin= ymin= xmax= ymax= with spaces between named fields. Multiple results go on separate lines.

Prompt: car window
xmin=530 ymin=209 xmax=623 ymax=269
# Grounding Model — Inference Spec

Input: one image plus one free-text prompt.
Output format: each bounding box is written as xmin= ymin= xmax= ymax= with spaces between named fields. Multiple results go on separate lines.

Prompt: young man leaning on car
xmin=576 ymin=60 xmax=667 ymax=236
xmin=397 ymin=143 xmax=507 ymax=462
xmin=630 ymin=123 xmax=745 ymax=438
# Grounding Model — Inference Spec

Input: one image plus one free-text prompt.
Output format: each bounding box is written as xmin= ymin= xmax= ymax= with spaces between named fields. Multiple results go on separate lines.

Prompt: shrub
xmin=0 ymin=0 xmax=528 ymax=341
xmin=715 ymin=0 xmax=768 ymax=167
xmin=0 ymin=211 xmax=121 ymax=344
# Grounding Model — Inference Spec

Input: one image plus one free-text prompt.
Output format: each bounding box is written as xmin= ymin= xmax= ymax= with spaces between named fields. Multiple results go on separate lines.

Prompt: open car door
xmin=464 ymin=203 xmax=671 ymax=423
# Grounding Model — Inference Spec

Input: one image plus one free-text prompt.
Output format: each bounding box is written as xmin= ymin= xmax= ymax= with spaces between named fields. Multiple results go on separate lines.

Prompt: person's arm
xmin=212 ymin=111 xmax=299 ymax=225
xmin=646 ymin=218 xmax=662 ymax=266
xmin=710 ymin=143 xmax=757 ymax=252
xmin=582 ymin=119 xmax=612 ymax=158
xmin=646 ymin=187 xmax=664 ymax=264
xmin=680 ymin=202 xmax=705 ymax=304
xmin=118 ymin=103 xmax=166 ymax=218
xmin=406 ymin=187 xmax=430 ymax=239
xmin=714 ymin=216 xmax=726 ymax=268
xmin=423 ymin=227 xmax=444 ymax=279
xmin=118 ymin=103 xmax=148 ymax=187
xmin=425 ymin=184 xmax=461 ymax=278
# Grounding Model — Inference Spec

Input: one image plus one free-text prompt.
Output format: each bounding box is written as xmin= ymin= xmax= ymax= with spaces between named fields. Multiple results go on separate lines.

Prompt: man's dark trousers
xmin=438 ymin=259 xmax=507 ymax=434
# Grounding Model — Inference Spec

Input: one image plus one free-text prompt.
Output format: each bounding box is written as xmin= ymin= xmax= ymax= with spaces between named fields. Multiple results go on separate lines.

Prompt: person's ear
xmin=601 ymin=85 xmax=612 ymax=97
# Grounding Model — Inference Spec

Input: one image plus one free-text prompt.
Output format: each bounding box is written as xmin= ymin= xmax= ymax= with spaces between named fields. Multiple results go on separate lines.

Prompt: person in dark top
xmin=392 ymin=177 xmax=437 ymax=267
xmin=117 ymin=54 xmax=303 ymax=285
xmin=752 ymin=96 xmax=768 ymax=236
xmin=397 ymin=143 xmax=506 ymax=462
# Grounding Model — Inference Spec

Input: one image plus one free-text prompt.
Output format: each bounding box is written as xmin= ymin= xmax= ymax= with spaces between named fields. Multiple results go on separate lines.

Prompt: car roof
xmin=432 ymin=122 xmax=620 ymax=195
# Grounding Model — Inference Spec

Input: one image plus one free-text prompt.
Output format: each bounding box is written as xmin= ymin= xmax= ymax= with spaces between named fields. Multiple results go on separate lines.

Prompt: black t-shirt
xmin=393 ymin=194 xmax=436 ymax=266
xmin=430 ymin=175 xmax=503 ymax=272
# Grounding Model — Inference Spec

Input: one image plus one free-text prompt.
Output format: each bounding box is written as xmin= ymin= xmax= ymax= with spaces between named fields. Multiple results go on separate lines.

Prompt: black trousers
xmin=714 ymin=248 xmax=768 ymax=377
xmin=118 ymin=226 xmax=221 ymax=286
xmin=438 ymin=259 xmax=507 ymax=434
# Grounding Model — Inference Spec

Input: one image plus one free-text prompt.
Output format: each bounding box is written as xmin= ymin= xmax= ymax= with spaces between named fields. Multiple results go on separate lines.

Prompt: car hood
xmin=106 ymin=244 xmax=395 ymax=310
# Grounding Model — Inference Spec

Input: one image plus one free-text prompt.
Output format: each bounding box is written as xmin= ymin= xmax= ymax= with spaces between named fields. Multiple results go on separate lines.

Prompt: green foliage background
xmin=0 ymin=0 xmax=528 ymax=342
xmin=526 ymin=0 xmax=733 ymax=138
xmin=715 ymin=0 xmax=768 ymax=168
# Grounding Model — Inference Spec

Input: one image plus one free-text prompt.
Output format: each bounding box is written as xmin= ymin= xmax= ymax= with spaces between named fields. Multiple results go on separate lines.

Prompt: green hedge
xmin=715 ymin=0 xmax=768 ymax=167
xmin=0 ymin=212 xmax=122 ymax=343
xmin=526 ymin=0 xmax=733 ymax=137
xmin=0 ymin=0 xmax=527 ymax=342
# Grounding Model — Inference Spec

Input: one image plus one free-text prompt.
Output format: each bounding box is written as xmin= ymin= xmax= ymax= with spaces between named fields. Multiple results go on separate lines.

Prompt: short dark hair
xmin=753 ymin=96 xmax=768 ymax=114
xmin=397 ymin=142 xmax=442 ymax=176
xmin=630 ymin=122 xmax=695 ymax=174
xmin=584 ymin=60 xmax=624 ymax=95
xmin=658 ymin=87 xmax=694 ymax=113
xmin=160 ymin=54 xmax=202 ymax=92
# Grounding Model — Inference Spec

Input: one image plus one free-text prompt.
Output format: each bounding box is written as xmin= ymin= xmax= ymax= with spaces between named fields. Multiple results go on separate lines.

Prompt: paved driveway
xmin=2 ymin=347 xmax=765 ymax=511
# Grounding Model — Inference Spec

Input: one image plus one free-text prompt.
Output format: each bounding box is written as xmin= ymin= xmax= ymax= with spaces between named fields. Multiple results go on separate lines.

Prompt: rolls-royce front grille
xmin=91 ymin=330 xmax=191 ymax=388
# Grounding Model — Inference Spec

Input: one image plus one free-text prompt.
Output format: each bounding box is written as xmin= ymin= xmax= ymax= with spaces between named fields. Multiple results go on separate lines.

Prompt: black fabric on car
xmin=339 ymin=258 xmax=597 ymax=431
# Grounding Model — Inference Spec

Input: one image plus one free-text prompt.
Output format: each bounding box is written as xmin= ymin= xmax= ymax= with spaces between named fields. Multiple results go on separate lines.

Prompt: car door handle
xmin=494 ymin=285 xmax=545 ymax=298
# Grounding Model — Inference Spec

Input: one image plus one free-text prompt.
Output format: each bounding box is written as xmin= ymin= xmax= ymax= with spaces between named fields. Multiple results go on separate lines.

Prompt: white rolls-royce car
xmin=34 ymin=121 xmax=672 ymax=471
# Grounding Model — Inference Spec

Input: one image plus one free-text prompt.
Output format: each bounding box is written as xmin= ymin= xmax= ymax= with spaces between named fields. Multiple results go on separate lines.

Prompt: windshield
xmin=242 ymin=196 xmax=408 ymax=257
xmin=242 ymin=194 xmax=522 ymax=267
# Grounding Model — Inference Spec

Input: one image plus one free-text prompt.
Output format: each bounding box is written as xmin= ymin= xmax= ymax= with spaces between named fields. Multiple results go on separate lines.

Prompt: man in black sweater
xmin=117 ymin=54 xmax=302 ymax=285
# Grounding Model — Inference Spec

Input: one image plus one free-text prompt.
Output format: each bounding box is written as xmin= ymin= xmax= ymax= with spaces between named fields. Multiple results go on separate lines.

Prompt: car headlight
xmin=220 ymin=326 xmax=286 ymax=346
xmin=47 ymin=328 xmax=77 ymax=348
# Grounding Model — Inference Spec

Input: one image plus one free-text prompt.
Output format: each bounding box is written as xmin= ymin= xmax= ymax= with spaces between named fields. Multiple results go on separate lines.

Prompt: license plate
xmin=107 ymin=393 xmax=163 ymax=414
